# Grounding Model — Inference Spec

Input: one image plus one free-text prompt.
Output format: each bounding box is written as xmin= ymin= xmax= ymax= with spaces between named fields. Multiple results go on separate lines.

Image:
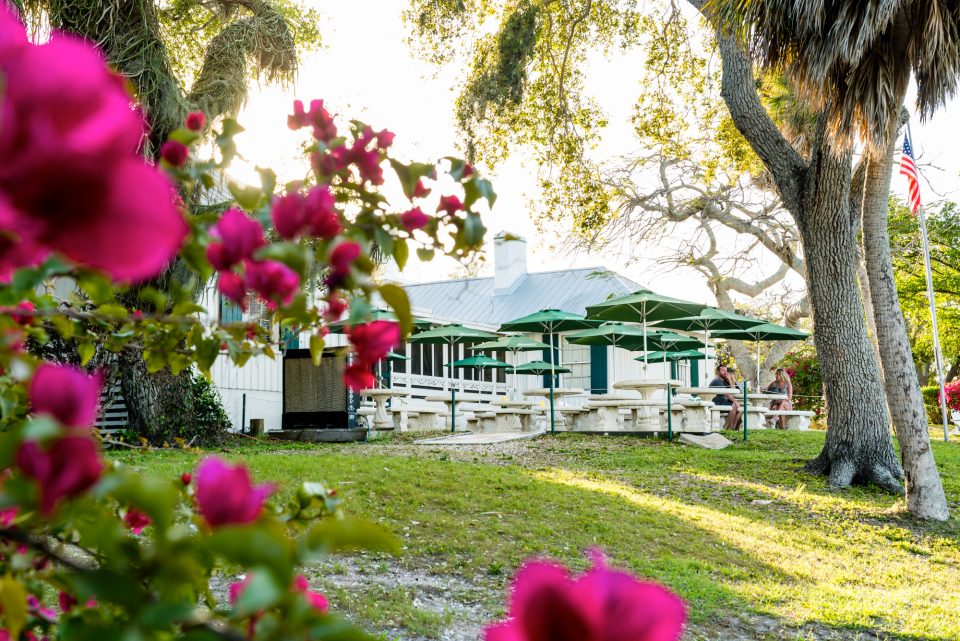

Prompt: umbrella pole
xmin=642 ymin=314 xmax=649 ymax=375
xmin=667 ymin=380 xmax=673 ymax=442
xmin=756 ymin=341 xmax=761 ymax=391
xmin=742 ymin=380 xmax=749 ymax=441
xmin=549 ymin=368 xmax=556 ymax=434
xmin=704 ymin=329 xmax=710 ymax=384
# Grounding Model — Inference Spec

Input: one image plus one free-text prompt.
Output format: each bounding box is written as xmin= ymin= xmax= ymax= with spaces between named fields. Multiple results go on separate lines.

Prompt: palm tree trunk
xmin=860 ymin=108 xmax=948 ymax=519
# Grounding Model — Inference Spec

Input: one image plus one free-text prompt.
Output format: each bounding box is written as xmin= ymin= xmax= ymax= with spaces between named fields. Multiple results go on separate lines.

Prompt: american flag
xmin=900 ymin=130 xmax=922 ymax=214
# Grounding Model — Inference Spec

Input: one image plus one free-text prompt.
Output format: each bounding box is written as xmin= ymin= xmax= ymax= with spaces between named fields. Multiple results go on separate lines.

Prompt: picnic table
xmin=613 ymin=379 xmax=683 ymax=400
xmin=360 ymin=388 xmax=410 ymax=430
xmin=524 ymin=388 xmax=583 ymax=429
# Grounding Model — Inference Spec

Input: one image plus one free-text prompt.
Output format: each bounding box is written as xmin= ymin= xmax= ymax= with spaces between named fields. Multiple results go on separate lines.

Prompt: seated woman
xmin=764 ymin=368 xmax=793 ymax=429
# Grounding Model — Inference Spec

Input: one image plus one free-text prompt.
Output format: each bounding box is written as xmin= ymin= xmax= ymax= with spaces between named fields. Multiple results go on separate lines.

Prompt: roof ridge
xmin=404 ymin=265 xmax=622 ymax=288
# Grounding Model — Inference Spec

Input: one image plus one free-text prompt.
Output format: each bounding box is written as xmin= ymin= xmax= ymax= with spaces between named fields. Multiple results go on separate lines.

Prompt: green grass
xmin=114 ymin=432 xmax=960 ymax=640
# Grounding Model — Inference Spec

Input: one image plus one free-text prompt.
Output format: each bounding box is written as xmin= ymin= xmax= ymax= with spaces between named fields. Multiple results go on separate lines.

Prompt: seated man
xmin=710 ymin=364 xmax=742 ymax=430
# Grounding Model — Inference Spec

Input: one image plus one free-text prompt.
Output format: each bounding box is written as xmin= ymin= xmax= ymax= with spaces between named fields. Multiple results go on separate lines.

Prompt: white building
xmin=206 ymin=232 xmax=694 ymax=431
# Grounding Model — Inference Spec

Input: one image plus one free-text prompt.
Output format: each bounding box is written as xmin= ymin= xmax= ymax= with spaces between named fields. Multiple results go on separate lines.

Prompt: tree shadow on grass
xmin=299 ymin=451 xmax=960 ymax=641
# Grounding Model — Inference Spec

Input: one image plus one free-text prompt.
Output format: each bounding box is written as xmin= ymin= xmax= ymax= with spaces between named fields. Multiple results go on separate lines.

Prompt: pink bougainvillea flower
xmin=27 ymin=594 xmax=57 ymax=622
xmin=244 ymin=260 xmax=299 ymax=310
xmin=185 ymin=110 xmax=206 ymax=131
xmin=292 ymin=574 xmax=329 ymax=613
xmin=0 ymin=507 xmax=17 ymax=526
xmin=323 ymin=295 xmax=347 ymax=323
xmin=411 ymin=179 xmax=431 ymax=199
xmin=437 ymin=195 xmax=464 ymax=216
xmin=400 ymin=207 xmax=429 ymax=231
xmin=8 ymin=300 xmax=35 ymax=325
xmin=160 ymin=140 xmax=189 ymax=167
xmin=375 ymin=129 xmax=395 ymax=150
xmin=342 ymin=363 xmax=375 ymax=392
xmin=194 ymin=457 xmax=273 ymax=527
xmin=304 ymin=186 xmax=341 ymax=239
xmin=181 ymin=472 xmax=192 ymax=486
xmin=347 ymin=321 xmax=400 ymax=366
xmin=217 ymin=271 xmax=247 ymax=309
xmin=16 ymin=436 xmax=103 ymax=516
xmin=123 ymin=507 xmax=151 ymax=534
xmin=329 ymin=241 xmax=361 ymax=276
xmin=484 ymin=553 xmax=686 ymax=641
xmin=0 ymin=13 xmax=187 ymax=282
xmin=29 ymin=363 xmax=102 ymax=429
xmin=288 ymin=99 xmax=337 ymax=142
xmin=271 ymin=192 xmax=308 ymax=240
xmin=207 ymin=209 xmax=266 ymax=271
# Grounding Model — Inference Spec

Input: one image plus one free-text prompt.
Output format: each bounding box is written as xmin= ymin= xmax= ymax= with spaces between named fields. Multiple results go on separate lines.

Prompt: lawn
xmin=114 ymin=432 xmax=960 ymax=640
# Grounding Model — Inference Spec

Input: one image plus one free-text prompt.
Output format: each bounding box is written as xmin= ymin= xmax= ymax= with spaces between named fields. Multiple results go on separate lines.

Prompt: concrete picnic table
xmin=613 ymin=379 xmax=683 ymax=400
xmin=583 ymin=394 xmax=647 ymax=431
xmin=360 ymin=388 xmax=410 ymax=430
xmin=524 ymin=388 xmax=583 ymax=429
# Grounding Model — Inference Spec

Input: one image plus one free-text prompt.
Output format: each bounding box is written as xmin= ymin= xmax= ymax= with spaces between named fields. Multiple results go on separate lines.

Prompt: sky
xmin=229 ymin=1 xmax=960 ymax=309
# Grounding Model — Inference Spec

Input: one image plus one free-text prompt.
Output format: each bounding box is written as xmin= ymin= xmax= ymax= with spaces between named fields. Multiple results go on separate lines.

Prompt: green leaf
xmin=172 ymin=301 xmax=205 ymax=316
xmin=205 ymin=524 xmax=294 ymax=584
xmin=463 ymin=177 xmax=497 ymax=209
xmin=378 ymin=284 xmax=412 ymax=336
xmin=78 ymin=341 xmax=95 ymax=366
xmin=255 ymin=242 xmax=308 ymax=277
xmin=393 ymin=237 xmax=409 ymax=271
xmin=416 ymin=247 xmax=435 ymax=262
xmin=0 ymin=577 xmax=27 ymax=639
xmin=233 ymin=571 xmax=284 ymax=618
xmin=304 ymin=517 xmax=401 ymax=556
xmin=70 ymin=569 xmax=146 ymax=608
xmin=140 ymin=601 xmax=195 ymax=629
xmin=390 ymin=160 xmax=437 ymax=199
xmin=168 ymin=128 xmax=201 ymax=146
xmin=463 ymin=213 xmax=487 ymax=248
xmin=258 ymin=167 xmax=278 ymax=197
xmin=23 ymin=416 xmax=60 ymax=441
xmin=228 ymin=181 xmax=264 ymax=211
xmin=309 ymin=334 xmax=325 ymax=367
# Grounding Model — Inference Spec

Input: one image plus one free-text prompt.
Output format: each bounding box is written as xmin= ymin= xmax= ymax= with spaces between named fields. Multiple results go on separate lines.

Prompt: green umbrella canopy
xmin=328 ymin=308 xmax=433 ymax=334
xmin=710 ymin=322 xmax=809 ymax=342
xmin=471 ymin=335 xmax=551 ymax=352
xmin=635 ymin=349 xmax=707 ymax=362
xmin=644 ymin=330 xmax=705 ymax=351
xmin=585 ymin=289 xmax=707 ymax=323
xmin=712 ymin=322 xmax=809 ymax=386
xmin=384 ymin=351 xmax=410 ymax=362
xmin=499 ymin=309 xmax=601 ymax=333
xmin=565 ymin=322 xmax=649 ymax=348
xmin=447 ymin=355 xmax=513 ymax=369
xmin=653 ymin=307 xmax=767 ymax=332
xmin=512 ymin=360 xmax=572 ymax=375
xmin=407 ymin=323 xmax=499 ymax=345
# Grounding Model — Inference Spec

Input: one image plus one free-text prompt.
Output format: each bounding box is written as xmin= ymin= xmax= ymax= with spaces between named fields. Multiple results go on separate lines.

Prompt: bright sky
xmin=230 ymin=1 xmax=960 ymax=308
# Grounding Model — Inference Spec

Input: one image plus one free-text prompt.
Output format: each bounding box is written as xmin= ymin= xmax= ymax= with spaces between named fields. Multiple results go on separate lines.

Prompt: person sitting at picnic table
xmin=764 ymin=368 xmax=793 ymax=429
xmin=710 ymin=364 xmax=742 ymax=430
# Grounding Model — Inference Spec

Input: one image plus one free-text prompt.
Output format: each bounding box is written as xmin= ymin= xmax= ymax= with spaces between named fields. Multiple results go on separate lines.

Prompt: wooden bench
xmin=764 ymin=410 xmax=815 ymax=430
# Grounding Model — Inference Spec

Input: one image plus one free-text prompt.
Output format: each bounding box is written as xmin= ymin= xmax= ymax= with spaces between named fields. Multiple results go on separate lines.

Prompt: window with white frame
xmin=561 ymin=342 xmax=591 ymax=391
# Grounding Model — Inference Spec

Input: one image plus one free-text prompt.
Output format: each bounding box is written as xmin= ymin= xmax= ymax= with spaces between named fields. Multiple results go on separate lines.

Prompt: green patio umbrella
xmin=408 ymin=324 xmax=500 ymax=432
xmin=635 ymin=349 xmax=707 ymax=362
xmin=652 ymin=308 xmax=766 ymax=383
xmin=499 ymin=310 xmax=597 ymax=432
xmin=327 ymin=308 xmax=434 ymax=333
xmin=512 ymin=360 xmax=572 ymax=434
xmin=565 ymin=322 xmax=649 ymax=348
xmin=448 ymin=355 xmax=513 ymax=369
xmin=470 ymin=335 xmax=550 ymax=399
xmin=711 ymin=322 xmax=809 ymax=388
xmin=585 ymin=289 xmax=707 ymax=367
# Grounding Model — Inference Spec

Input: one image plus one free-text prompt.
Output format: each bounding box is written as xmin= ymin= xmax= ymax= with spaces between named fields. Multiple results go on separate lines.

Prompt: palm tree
xmin=700 ymin=0 xmax=953 ymax=519
xmin=15 ymin=0 xmax=313 ymax=442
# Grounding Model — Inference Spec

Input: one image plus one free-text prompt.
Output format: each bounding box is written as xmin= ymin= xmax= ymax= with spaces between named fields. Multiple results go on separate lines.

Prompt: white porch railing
xmin=392 ymin=373 xmax=509 ymax=396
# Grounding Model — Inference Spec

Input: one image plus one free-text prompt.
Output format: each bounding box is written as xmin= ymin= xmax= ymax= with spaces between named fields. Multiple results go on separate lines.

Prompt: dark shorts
xmin=713 ymin=396 xmax=733 ymax=406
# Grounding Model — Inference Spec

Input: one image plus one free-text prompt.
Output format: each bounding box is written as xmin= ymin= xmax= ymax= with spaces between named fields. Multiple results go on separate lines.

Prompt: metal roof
xmin=403 ymin=267 xmax=642 ymax=329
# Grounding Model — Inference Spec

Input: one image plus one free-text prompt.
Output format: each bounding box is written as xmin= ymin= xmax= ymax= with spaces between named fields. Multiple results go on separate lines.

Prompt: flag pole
xmin=906 ymin=122 xmax=951 ymax=442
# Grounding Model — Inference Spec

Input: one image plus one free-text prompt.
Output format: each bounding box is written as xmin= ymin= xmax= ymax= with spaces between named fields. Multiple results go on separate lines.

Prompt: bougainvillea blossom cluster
xmin=0 ymin=8 xmax=186 ymax=282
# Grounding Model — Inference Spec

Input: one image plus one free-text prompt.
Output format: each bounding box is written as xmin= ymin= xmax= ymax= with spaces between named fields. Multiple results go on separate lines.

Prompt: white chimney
xmin=493 ymin=231 xmax=528 ymax=292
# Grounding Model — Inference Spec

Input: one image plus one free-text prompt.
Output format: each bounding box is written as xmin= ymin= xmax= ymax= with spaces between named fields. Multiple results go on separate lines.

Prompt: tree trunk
xmin=796 ymin=128 xmax=903 ymax=490
xmin=860 ymin=110 xmax=949 ymax=519
xmin=701 ymin=17 xmax=905 ymax=491
xmin=118 ymin=350 xmax=197 ymax=444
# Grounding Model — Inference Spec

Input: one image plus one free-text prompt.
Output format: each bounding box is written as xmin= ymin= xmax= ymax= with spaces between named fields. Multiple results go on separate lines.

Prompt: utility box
xmin=281 ymin=350 xmax=360 ymax=430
